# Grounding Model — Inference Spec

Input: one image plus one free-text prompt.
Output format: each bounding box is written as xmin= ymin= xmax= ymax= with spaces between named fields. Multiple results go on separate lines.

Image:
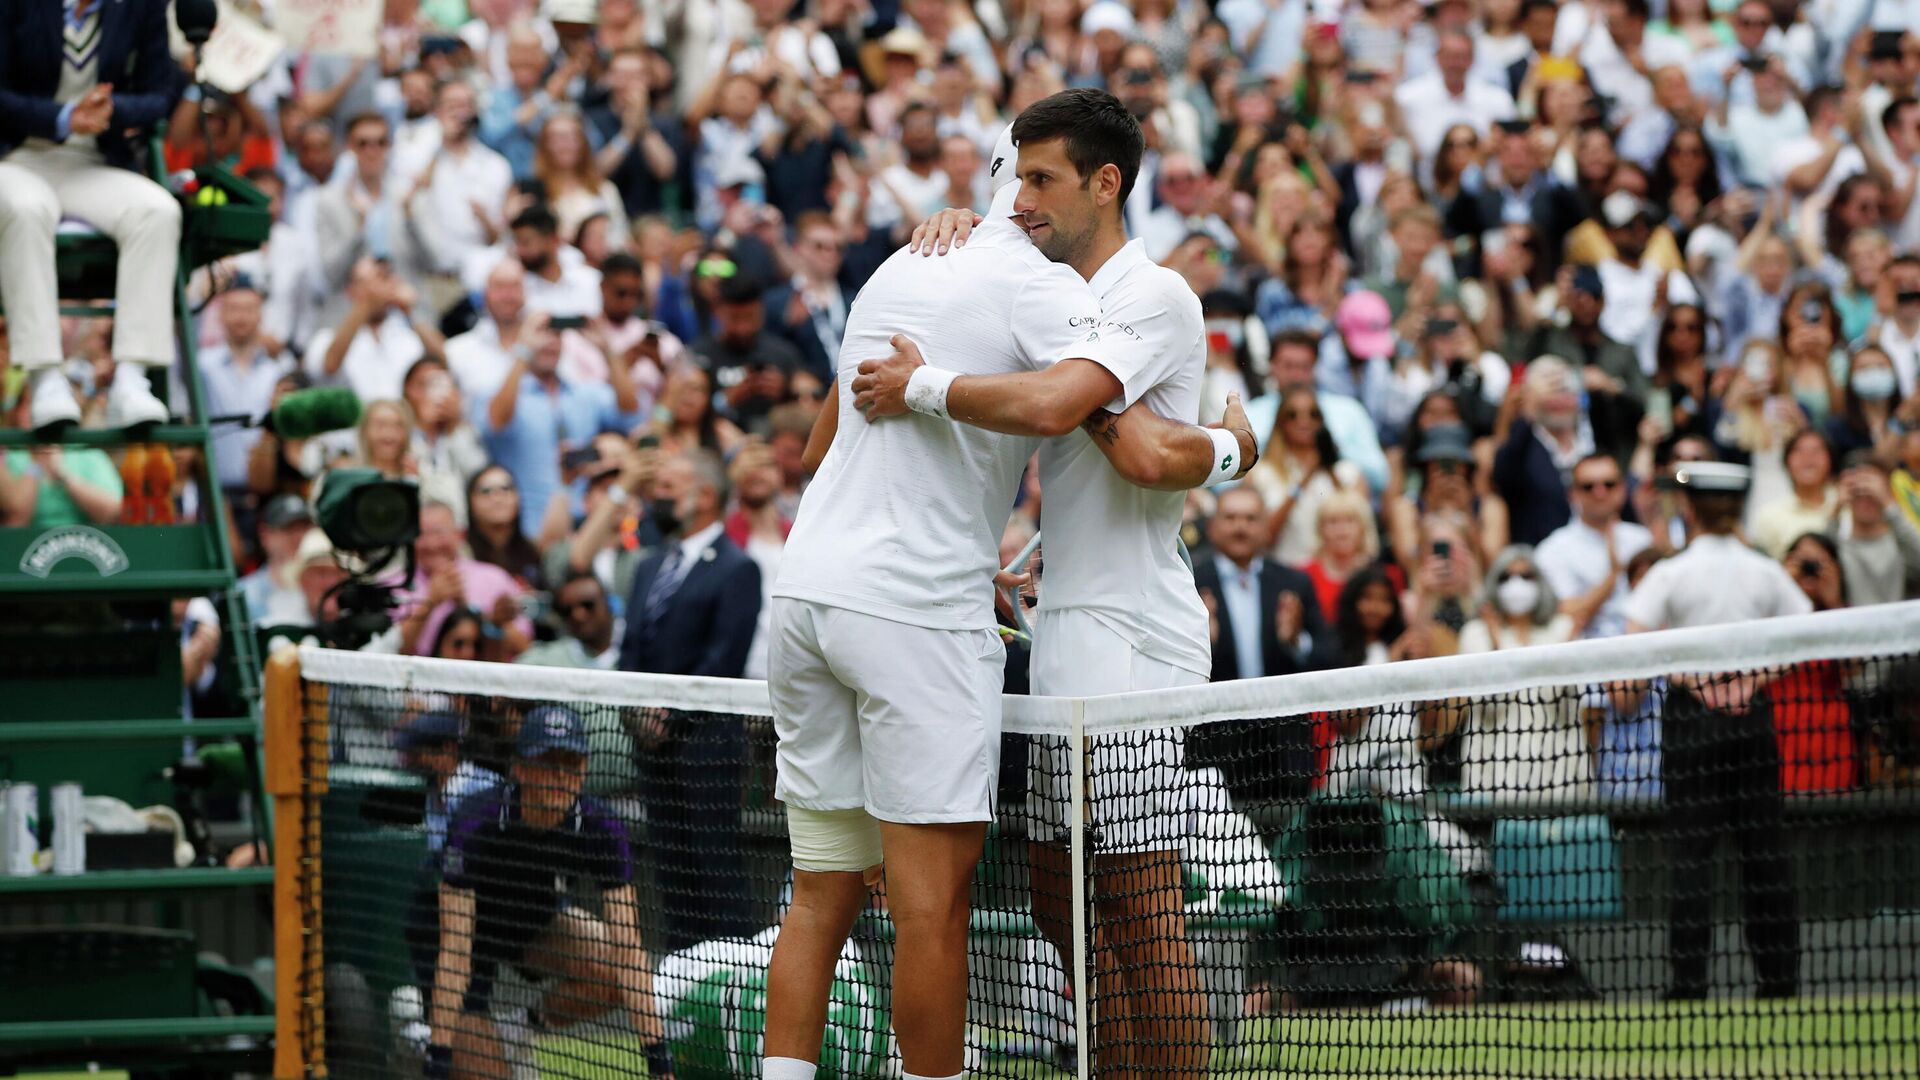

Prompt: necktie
xmin=643 ymin=546 xmax=685 ymax=631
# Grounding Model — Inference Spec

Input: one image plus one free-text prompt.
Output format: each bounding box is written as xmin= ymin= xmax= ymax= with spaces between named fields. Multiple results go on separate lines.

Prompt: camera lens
xmin=354 ymin=483 xmax=417 ymax=547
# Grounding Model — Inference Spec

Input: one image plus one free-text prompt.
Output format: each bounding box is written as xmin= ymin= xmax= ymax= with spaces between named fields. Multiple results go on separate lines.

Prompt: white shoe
xmin=106 ymin=367 xmax=169 ymax=430
xmin=27 ymin=368 xmax=81 ymax=434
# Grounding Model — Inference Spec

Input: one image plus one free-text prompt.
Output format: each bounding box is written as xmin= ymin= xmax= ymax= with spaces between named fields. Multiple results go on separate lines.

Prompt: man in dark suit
xmin=1503 ymin=0 xmax=1563 ymax=99
xmin=1189 ymin=486 xmax=1335 ymax=805
xmin=762 ymin=212 xmax=854 ymax=383
xmin=1445 ymin=120 xmax=1583 ymax=280
xmin=0 ymin=0 xmax=181 ymax=432
xmin=1494 ymin=355 xmax=1643 ymax=546
xmin=619 ymin=450 xmax=762 ymax=951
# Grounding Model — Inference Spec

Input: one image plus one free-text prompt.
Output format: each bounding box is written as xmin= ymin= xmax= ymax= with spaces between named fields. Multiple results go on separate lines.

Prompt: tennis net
xmin=274 ymin=600 xmax=1920 ymax=1078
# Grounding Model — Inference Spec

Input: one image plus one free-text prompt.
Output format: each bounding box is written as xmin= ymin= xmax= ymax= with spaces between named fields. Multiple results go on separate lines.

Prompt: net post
xmin=265 ymin=648 xmax=326 ymax=1079
xmin=1068 ymin=697 xmax=1091 ymax=1080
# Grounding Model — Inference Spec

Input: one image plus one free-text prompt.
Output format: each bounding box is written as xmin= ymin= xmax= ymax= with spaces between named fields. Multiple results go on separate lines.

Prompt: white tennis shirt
xmin=774 ymin=193 xmax=1104 ymax=631
xmin=1035 ymin=238 xmax=1213 ymax=679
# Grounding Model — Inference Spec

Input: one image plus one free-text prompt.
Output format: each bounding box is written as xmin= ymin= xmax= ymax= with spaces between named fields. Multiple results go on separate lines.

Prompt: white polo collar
xmin=1088 ymin=237 xmax=1150 ymax=298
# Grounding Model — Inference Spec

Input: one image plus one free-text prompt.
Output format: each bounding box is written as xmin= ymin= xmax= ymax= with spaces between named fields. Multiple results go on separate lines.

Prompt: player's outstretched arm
xmin=802 ymin=380 xmax=840 ymax=474
xmin=849 ymin=335 xmax=1121 ymax=437
xmin=1082 ymin=392 xmax=1259 ymax=491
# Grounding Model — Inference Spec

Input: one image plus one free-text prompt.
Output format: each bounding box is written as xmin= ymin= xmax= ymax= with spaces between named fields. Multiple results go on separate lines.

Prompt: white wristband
xmin=904 ymin=366 xmax=959 ymax=419
xmin=1205 ymin=427 xmax=1243 ymax=486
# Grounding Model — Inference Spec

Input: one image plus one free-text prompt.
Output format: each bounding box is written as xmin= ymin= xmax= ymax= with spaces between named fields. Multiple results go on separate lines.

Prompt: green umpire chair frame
xmin=0 ymin=133 xmax=279 ymax=1075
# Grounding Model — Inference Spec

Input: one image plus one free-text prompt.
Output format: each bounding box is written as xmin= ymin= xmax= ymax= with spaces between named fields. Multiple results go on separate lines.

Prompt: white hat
xmin=1670 ymin=461 xmax=1752 ymax=494
xmin=1079 ymin=0 xmax=1137 ymax=38
xmin=542 ymin=0 xmax=599 ymax=25
xmin=277 ymin=527 xmax=339 ymax=590
xmin=988 ymin=123 xmax=1019 ymax=194
xmin=713 ymin=156 xmax=766 ymax=190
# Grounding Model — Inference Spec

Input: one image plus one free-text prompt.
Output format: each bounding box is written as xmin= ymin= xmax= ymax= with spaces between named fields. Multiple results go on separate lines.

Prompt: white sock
xmin=902 ymin=1073 xmax=963 ymax=1080
xmin=762 ymin=1057 xmax=817 ymax=1080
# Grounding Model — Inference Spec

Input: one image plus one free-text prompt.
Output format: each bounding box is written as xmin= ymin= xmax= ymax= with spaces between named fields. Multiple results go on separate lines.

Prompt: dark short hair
xmin=1011 ymin=89 xmax=1146 ymax=203
xmin=1272 ymin=329 xmax=1322 ymax=355
xmin=601 ymin=252 xmax=644 ymax=278
xmin=1882 ymin=96 xmax=1919 ymax=133
xmin=1572 ymin=452 xmax=1622 ymax=478
xmin=717 ymin=274 xmax=765 ymax=305
xmin=1615 ymin=0 xmax=1651 ymax=20
xmin=1520 ymin=0 xmax=1559 ymax=18
xmin=343 ymin=111 xmax=389 ymax=139
xmin=557 ymin=569 xmax=607 ymax=596
xmin=510 ymin=205 xmax=560 ymax=236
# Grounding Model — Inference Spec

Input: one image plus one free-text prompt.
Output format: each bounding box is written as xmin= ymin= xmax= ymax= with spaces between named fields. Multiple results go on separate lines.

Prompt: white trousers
xmin=0 ymin=143 xmax=181 ymax=369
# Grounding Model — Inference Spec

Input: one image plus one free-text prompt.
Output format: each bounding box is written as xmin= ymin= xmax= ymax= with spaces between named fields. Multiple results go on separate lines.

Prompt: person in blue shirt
xmin=476 ymin=312 xmax=644 ymax=536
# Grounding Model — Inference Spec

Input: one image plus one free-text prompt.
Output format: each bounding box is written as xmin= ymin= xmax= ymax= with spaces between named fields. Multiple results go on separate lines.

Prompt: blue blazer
xmin=618 ymin=532 xmax=762 ymax=679
xmin=0 ymin=0 xmax=182 ymax=169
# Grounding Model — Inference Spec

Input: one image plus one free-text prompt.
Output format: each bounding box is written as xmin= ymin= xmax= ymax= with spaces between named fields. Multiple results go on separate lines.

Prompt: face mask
xmin=1853 ymin=367 xmax=1897 ymax=401
xmin=1205 ymin=318 xmax=1244 ymax=348
xmin=1496 ymin=575 xmax=1540 ymax=617
xmin=647 ymin=497 xmax=682 ymax=538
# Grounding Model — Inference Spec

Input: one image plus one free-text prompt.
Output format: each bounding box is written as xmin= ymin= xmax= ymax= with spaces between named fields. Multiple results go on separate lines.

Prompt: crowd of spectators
xmin=5 ymin=0 xmax=1920 ymax=799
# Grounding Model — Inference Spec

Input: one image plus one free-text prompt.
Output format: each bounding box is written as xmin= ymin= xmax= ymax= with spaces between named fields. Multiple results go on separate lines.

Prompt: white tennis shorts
xmin=1028 ymin=607 xmax=1206 ymax=855
xmin=768 ymin=597 xmax=1006 ymax=824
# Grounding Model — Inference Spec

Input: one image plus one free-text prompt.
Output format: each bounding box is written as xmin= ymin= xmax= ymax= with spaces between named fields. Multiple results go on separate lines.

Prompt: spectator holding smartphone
xmin=1834 ymin=455 xmax=1920 ymax=605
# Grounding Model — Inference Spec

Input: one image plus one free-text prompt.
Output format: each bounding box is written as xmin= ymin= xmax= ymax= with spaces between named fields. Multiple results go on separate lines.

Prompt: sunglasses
xmin=1497 ymin=570 xmax=1536 ymax=583
xmin=474 ymin=483 xmax=516 ymax=496
xmin=1576 ymin=478 xmax=1621 ymax=492
xmin=556 ymin=598 xmax=602 ymax=617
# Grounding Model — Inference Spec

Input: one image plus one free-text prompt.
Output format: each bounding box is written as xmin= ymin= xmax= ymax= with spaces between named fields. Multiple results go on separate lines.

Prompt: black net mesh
xmin=297 ymin=644 xmax=1920 ymax=1078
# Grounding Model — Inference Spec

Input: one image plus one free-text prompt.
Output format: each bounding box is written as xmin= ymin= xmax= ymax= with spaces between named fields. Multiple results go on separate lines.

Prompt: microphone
xmin=265 ymin=387 xmax=363 ymax=439
xmin=175 ymin=0 xmax=219 ymax=48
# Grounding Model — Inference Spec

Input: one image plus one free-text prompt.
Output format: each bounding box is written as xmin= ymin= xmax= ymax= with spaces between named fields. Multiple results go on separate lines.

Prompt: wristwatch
xmin=605 ymin=485 xmax=630 ymax=506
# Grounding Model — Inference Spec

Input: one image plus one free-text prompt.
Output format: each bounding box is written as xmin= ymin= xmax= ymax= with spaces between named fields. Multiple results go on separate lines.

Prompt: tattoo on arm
xmin=1083 ymin=409 xmax=1121 ymax=445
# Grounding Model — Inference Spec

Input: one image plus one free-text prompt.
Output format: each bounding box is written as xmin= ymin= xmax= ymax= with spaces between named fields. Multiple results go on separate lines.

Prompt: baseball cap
xmin=989 ymin=123 xmax=1019 ymax=195
xmin=518 ymin=705 xmax=590 ymax=758
xmin=1080 ymin=0 xmax=1137 ymax=37
xmin=1667 ymin=461 xmax=1751 ymax=494
xmin=1601 ymin=191 xmax=1652 ymax=229
xmin=394 ymin=710 xmax=464 ymax=753
xmin=714 ymin=157 xmax=766 ymax=191
xmin=1415 ymin=424 xmax=1476 ymax=465
xmin=1334 ymin=290 xmax=1395 ymax=359
xmin=542 ymin=0 xmax=599 ymax=26
xmin=261 ymin=493 xmax=313 ymax=529
xmin=1570 ymin=265 xmax=1605 ymax=299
